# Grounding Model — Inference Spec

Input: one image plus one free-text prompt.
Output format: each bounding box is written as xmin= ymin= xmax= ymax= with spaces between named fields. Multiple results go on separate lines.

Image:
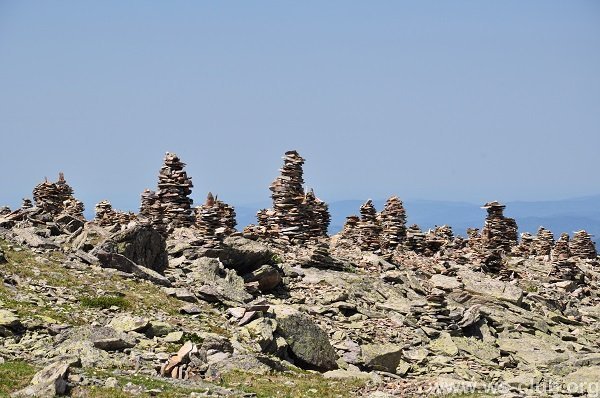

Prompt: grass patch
xmin=79 ymin=295 xmax=130 ymax=310
xmin=0 ymin=361 xmax=36 ymax=397
xmin=219 ymin=370 xmax=365 ymax=398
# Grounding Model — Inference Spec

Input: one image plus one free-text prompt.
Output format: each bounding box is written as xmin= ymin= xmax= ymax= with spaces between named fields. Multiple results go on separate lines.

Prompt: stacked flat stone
xmin=194 ymin=193 xmax=221 ymax=246
xmin=214 ymin=198 xmax=237 ymax=236
xmin=424 ymin=225 xmax=454 ymax=253
xmin=358 ymin=200 xmax=382 ymax=252
xmin=32 ymin=173 xmax=80 ymax=217
xmin=551 ymin=233 xmax=571 ymax=261
xmin=549 ymin=233 xmax=580 ymax=281
xmin=139 ymin=189 xmax=164 ymax=231
xmin=306 ymin=240 xmax=340 ymax=269
xmin=514 ymin=233 xmax=534 ymax=256
xmin=480 ymin=201 xmax=518 ymax=252
xmin=0 ymin=206 xmax=10 ymax=215
xmin=404 ymin=224 xmax=427 ymax=254
xmin=95 ymin=200 xmax=118 ymax=226
xmin=334 ymin=215 xmax=361 ymax=249
xmin=21 ymin=199 xmax=32 ymax=210
xmin=412 ymin=288 xmax=459 ymax=337
xmin=156 ymin=152 xmax=194 ymax=228
xmin=62 ymin=197 xmax=85 ymax=218
xmin=533 ymin=227 xmax=555 ymax=257
xmin=265 ymin=150 xmax=308 ymax=243
xmin=466 ymin=228 xmax=482 ymax=251
xmin=302 ymin=189 xmax=330 ymax=239
xmin=570 ymin=230 xmax=597 ymax=259
xmin=379 ymin=196 xmax=407 ymax=252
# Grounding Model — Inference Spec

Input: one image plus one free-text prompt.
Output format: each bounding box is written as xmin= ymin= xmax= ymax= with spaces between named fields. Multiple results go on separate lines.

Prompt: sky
xmin=1 ymin=1 xmax=599 ymax=217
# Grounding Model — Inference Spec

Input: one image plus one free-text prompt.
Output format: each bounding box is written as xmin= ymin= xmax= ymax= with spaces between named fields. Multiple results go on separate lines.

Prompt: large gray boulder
xmin=92 ymin=224 xmax=168 ymax=272
xmin=188 ymin=258 xmax=252 ymax=305
xmin=220 ymin=236 xmax=273 ymax=274
xmin=93 ymin=250 xmax=171 ymax=286
xmin=361 ymin=343 xmax=403 ymax=373
xmin=90 ymin=326 xmax=135 ymax=351
xmin=11 ymin=360 xmax=72 ymax=398
xmin=272 ymin=305 xmax=338 ymax=371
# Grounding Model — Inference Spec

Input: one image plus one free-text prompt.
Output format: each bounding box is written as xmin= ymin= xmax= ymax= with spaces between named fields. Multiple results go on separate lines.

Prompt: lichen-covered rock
xmin=272 ymin=305 xmax=338 ymax=370
xmin=220 ymin=236 xmax=273 ymax=274
xmin=361 ymin=343 xmax=403 ymax=373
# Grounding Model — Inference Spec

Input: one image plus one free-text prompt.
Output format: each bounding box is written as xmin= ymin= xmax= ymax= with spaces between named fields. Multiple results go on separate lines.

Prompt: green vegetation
xmin=0 ymin=361 xmax=36 ymax=397
xmin=79 ymin=295 xmax=130 ymax=310
xmin=219 ymin=370 xmax=365 ymax=398
xmin=271 ymin=253 xmax=283 ymax=264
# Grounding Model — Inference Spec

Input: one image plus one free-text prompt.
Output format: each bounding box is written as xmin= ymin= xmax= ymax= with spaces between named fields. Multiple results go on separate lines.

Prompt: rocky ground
xmin=1 ymin=220 xmax=600 ymax=398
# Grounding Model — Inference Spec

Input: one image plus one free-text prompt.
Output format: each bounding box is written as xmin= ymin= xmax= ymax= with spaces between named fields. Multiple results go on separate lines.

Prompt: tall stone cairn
xmin=94 ymin=200 xmax=119 ymax=226
xmin=379 ymin=196 xmax=407 ymax=252
xmin=480 ymin=201 xmax=518 ymax=252
xmin=404 ymin=224 xmax=427 ymax=254
xmin=255 ymin=150 xmax=331 ymax=245
xmin=358 ymin=200 xmax=382 ymax=252
xmin=514 ymin=232 xmax=534 ymax=257
xmin=303 ymin=189 xmax=330 ymax=239
xmin=139 ymin=189 xmax=165 ymax=233
xmin=335 ymin=215 xmax=361 ymax=248
xmin=569 ymin=230 xmax=597 ymax=259
xmin=156 ymin=152 xmax=194 ymax=229
xmin=533 ymin=227 xmax=555 ymax=257
xmin=551 ymin=233 xmax=571 ymax=261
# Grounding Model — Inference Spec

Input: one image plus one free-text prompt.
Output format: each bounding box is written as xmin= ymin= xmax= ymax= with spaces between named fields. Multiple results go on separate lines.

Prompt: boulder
xmin=11 ymin=360 xmax=71 ymax=398
xmin=220 ymin=236 xmax=273 ymax=273
xmin=72 ymin=223 xmax=111 ymax=252
xmin=243 ymin=264 xmax=282 ymax=292
xmin=0 ymin=309 xmax=22 ymax=336
xmin=92 ymin=224 xmax=168 ymax=272
xmin=94 ymin=250 xmax=171 ymax=286
xmin=108 ymin=315 xmax=149 ymax=333
xmin=458 ymin=269 xmax=523 ymax=305
xmin=11 ymin=227 xmax=58 ymax=249
xmin=188 ymin=258 xmax=252 ymax=305
xmin=55 ymin=214 xmax=84 ymax=234
xmin=89 ymin=327 xmax=135 ymax=351
xmin=430 ymin=274 xmax=463 ymax=291
xmin=361 ymin=343 xmax=403 ymax=373
xmin=272 ymin=305 xmax=338 ymax=370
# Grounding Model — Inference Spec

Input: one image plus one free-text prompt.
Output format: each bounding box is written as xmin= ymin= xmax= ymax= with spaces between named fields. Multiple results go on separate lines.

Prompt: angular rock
xmin=361 ymin=343 xmax=403 ymax=373
xmin=90 ymin=327 xmax=135 ymax=351
xmin=243 ymin=264 xmax=282 ymax=292
xmin=219 ymin=236 xmax=273 ymax=274
xmin=272 ymin=305 xmax=338 ymax=370
xmin=11 ymin=360 xmax=71 ymax=398
xmin=458 ymin=269 xmax=523 ymax=305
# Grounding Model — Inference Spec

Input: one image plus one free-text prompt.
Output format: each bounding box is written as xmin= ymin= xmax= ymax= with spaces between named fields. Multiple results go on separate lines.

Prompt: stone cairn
xmin=514 ymin=233 xmax=535 ymax=257
xmin=404 ymin=224 xmax=427 ymax=254
xmin=195 ymin=192 xmax=237 ymax=246
xmin=533 ymin=227 xmax=555 ymax=257
xmin=252 ymin=150 xmax=330 ymax=245
xmin=569 ymin=230 xmax=597 ymax=259
xmin=333 ymin=215 xmax=361 ymax=249
xmin=550 ymin=233 xmax=580 ymax=281
xmin=411 ymin=288 xmax=460 ymax=337
xmin=32 ymin=173 xmax=83 ymax=218
xmin=303 ymin=189 xmax=330 ymax=239
xmin=478 ymin=201 xmax=518 ymax=274
xmin=21 ymin=198 xmax=33 ymax=210
xmin=156 ymin=152 xmax=194 ymax=229
xmin=378 ymin=196 xmax=407 ymax=253
xmin=358 ymin=200 xmax=382 ymax=252
xmin=94 ymin=200 xmax=136 ymax=227
xmin=139 ymin=189 xmax=165 ymax=232
xmin=424 ymin=225 xmax=455 ymax=254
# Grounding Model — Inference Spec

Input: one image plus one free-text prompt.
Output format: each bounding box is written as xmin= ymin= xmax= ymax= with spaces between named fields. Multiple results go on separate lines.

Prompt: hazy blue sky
xmin=1 ymin=1 xmax=599 ymax=215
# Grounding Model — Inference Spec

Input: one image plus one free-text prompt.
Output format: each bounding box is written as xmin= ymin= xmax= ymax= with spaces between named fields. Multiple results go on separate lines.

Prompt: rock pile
xmin=569 ymin=230 xmax=597 ymax=259
xmin=404 ymin=224 xmax=427 ymax=254
xmin=480 ymin=201 xmax=518 ymax=252
xmin=379 ymin=196 xmax=407 ymax=252
xmin=194 ymin=192 xmax=237 ymax=247
xmin=32 ymin=173 xmax=82 ymax=218
xmin=551 ymin=233 xmax=571 ymax=261
xmin=358 ymin=200 xmax=381 ymax=252
xmin=255 ymin=151 xmax=330 ymax=245
xmin=21 ymin=198 xmax=32 ymax=209
xmin=159 ymin=341 xmax=199 ymax=380
xmin=533 ymin=227 xmax=554 ymax=257
xmin=94 ymin=200 xmax=118 ymax=226
xmin=156 ymin=152 xmax=194 ymax=229
xmin=412 ymin=288 xmax=459 ymax=337
xmin=515 ymin=233 xmax=534 ymax=257
xmin=139 ymin=189 xmax=164 ymax=232
xmin=333 ymin=215 xmax=361 ymax=249
xmin=303 ymin=189 xmax=330 ymax=240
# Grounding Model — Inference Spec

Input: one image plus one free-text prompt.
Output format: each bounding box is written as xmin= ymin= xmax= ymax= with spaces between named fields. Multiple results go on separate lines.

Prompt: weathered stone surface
xmin=92 ymin=224 xmax=168 ymax=272
xmin=188 ymin=257 xmax=252 ymax=305
xmin=243 ymin=264 xmax=282 ymax=292
xmin=272 ymin=305 xmax=338 ymax=370
xmin=11 ymin=360 xmax=71 ymax=398
xmin=361 ymin=343 xmax=403 ymax=373
xmin=430 ymin=274 xmax=463 ymax=291
xmin=94 ymin=250 xmax=171 ymax=286
xmin=220 ymin=236 xmax=273 ymax=273
xmin=429 ymin=332 xmax=459 ymax=356
xmin=564 ymin=366 xmax=600 ymax=395
xmin=108 ymin=315 xmax=149 ymax=333
xmin=11 ymin=228 xmax=58 ymax=249
xmin=458 ymin=269 xmax=523 ymax=304
xmin=90 ymin=327 xmax=135 ymax=351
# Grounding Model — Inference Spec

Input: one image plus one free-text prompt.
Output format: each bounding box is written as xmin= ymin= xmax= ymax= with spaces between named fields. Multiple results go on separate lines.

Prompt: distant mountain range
xmin=235 ymin=195 xmax=600 ymax=245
